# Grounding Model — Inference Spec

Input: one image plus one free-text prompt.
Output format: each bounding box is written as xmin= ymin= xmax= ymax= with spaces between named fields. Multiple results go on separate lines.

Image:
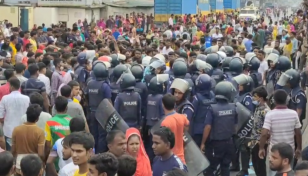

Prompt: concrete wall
xmin=100 ymin=6 xmax=154 ymax=19
xmin=33 ymin=7 xmax=100 ymax=28
xmin=0 ymin=6 xmax=34 ymax=30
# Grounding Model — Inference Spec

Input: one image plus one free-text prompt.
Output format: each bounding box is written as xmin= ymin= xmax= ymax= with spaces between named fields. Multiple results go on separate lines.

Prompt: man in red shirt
xmin=22 ymin=31 xmax=30 ymax=51
xmin=0 ymin=69 xmax=15 ymax=101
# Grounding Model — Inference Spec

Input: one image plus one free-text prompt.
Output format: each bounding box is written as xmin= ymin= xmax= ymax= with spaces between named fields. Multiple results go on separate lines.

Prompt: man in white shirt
xmin=0 ymin=78 xmax=29 ymax=151
xmin=257 ymin=50 xmax=268 ymax=82
xmin=37 ymin=62 xmax=51 ymax=95
xmin=20 ymin=92 xmax=52 ymax=130
xmin=211 ymin=27 xmax=223 ymax=40
xmin=168 ymin=14 xmax=174 ymax=27
xmin=49 ymin=118 xmax=85 ymax=176
xmin=161 ymin=39 xmax=174 ymax=55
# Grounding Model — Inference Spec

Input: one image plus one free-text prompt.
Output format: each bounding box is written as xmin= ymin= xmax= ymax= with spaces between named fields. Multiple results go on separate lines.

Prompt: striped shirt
xmin=263 ymin=106 xmax=301 ymax=150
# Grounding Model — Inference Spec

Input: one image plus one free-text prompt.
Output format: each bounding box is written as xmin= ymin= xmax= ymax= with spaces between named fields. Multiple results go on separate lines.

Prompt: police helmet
xmin=277 ymin=56 xmax=291 ymax=72
xmin=130 ymin=64 xmax=144 ymax=81
xmin=196 ymin=54 xmax=207 ymax=61
xmin=214 ymin=81 xmax=237 ymax=102
xmin=220 ymin=46 xmax=234 ymax=57
xmin=194 ymin=59 xmax=213 ymax=76
xmin=174 ymin=58 xmax=186 ymax=64
xmin=148 ymin=74 xmax=169 ymax=94
xmin=195 ymin=74 xmax=212 ymax=93
xmin=217 ymin=51 xmax=227 ymax=60
xmin=229 ymin=57 xmax=243 ymax=75
xmin=149 ymin=60 xmax=166 ymax=74
xmin=170 ymin=78 xmax=190 ymax=98
xmin=153 ymin=54 xmax=166 ymax=63
xmin=173 ymin=61 xmax=188 ymax=78
xmin=204 ymin=47 xmax=212 ymax=55
xmin=277 ymin=69 xmax=300 ymax=88
xmin=245 ymin=52 xmax=256 ymax=62
xmin=233 ymin=74 xmax=254 ymax=93
xmin=248 ymin=56 xmax=260 ymax=71
xmin=119 ymin=73 xmax=136 ymax=90
xmin=110 ymin=54 xmax=120 ymax=68
xmin=222 ymin=57 xmax=233 ymax=72
xmin=92 ymin=61 xmax=109 ymax=80
xmin=267 ymin=53 xmax=279 ymax=65
xmin=206 ymin=53 xmax=220 ymax=68
xmin=113 ymin=64 xmax=130 ymax=80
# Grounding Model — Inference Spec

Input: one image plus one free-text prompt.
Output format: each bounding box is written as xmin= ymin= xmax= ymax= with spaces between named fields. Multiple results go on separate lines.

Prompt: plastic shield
xmin=276 ymin=72 xmax=290 ymax=87
xmin=266 ymin=53 xmax=279 ymax=64
xmin=156 ymin=74 xmax=169 ymax=83
xmin=170 ymin=78 xmax=190 ymax=93
xmin=151 ymin=119 xmax=210 ymax=175
xmin=150 ymin=60 xmax=165 ymax=69
xmin=233 ymin=74 xmax=251 ymax=85
xmin=95 ymin=99 xmax=129 ymax=133
xmin=235 ymin=102 xmax=253 ymax=138
xmin=264 ymin=48 xmax=274 ymax=57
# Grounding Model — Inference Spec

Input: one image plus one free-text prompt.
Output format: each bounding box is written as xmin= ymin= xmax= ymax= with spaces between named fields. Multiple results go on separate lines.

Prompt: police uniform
xmin=86 ymin=61 xmax=111 ymax=154
xmin=204 ymin=81 xmax=237 ymax=176
xmin=145 ymin=74 xmax=169 ymax=163
xmin=248 ymin=56 xmax=262 ymax=88
xmin=114 ymin=73 xmax=141 ymax=128
xmin=192 ymin=74 xmax=216 ymax=147
xmin=170 ymin=79 xmax=195 ymax=122
xmin=75 ymin=53 xmax=90 ymax=92
xmin=206 ymin=53 xmax=224 ymax=84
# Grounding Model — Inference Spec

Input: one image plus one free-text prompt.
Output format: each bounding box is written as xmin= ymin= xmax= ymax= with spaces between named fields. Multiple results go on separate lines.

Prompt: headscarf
xmin=126 ymin=128 xmax=152 ymax=176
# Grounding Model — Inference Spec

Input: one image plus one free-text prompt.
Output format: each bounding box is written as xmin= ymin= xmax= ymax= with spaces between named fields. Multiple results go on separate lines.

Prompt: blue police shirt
xmin=152 ymin=155 xmax=188 ymax=176
xmin=243 ymin=96 xmax=255 ymax=112
xmin=204 ymin=101 xmax=238 ymax=126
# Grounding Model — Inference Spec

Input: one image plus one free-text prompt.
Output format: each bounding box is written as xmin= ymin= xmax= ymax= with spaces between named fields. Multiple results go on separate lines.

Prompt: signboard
xmin=4 ymin=0 xmax=37 ymax=5
xmin=38 ymin=0 xmax=88 ymax=6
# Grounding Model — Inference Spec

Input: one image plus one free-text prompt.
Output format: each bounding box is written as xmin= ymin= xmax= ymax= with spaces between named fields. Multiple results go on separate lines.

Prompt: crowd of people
xmin=0 ymin=4 xmax=308 ymax=176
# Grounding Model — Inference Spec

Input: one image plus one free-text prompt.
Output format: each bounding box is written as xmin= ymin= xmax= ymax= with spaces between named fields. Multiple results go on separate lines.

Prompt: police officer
xmin=226 ymin=57 xmax=243 ymax=90
xmin=144 ymin=60 xmax=166 ymax=87
xmin=110 ymin=64 xmax=130 ymax=104
xmin=170 ymin=78 xmax=195 ymax=122
xmin=277 ymin=69 xmax=307 ymax=123
xmin=222 ymin=57 xmax=233 ymax=74
xmin=75 ymin=52 xmax=91 ymax=92
xmin=230 ymin=74 xmax=255 ymax=176
xmin=131 ymin=64 xmax=148 ymax=125
xmin=86 ymin=61 xmax=111 ymax=153
xmin=168 ymin=61 xmax=195 ymax=97
xmin=201 ymin=81 xmax=237 ymax=176
xmin=206 ymin=53 xmax=224 ymax=83
xmin=109 ymin=53 xmax=121 ymax=79
xmin=145 ymin=74 xmax=169 ymax=162
xmin=195 ymin=59 xmax=216 ymax=90
xmin=114 ymin=73 xmax=141 ymax=128
xmin=248 ymin=56 xmax=262 ymax=88
xmin=277 ymin=55 xmax=292 ymax=73
xmin=191 ymin=74 xmax=215 ymax=147
xmin=220 ymin=46 xmax=235 ymax=57
xmin=265 ymin=53 xmax=280 ymax=96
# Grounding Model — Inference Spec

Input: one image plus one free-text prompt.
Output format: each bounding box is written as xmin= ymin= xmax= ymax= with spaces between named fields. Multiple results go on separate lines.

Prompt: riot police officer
xmin=206 ymin=53 xmax=224 ymax=83
xmin=145 ymin=74 xmax=169 ymax=162
xmin=277 ymin=55 xmax=292 ymax=73
xmin=220 ymin=46 xmax=235 ymax=57
xmin=131 ymin=64 xmax=148 ymax=123
xmin=277 ymin=69 xmax=307 ymax=123
xmin=86 ymin=61 xmax=110 ymax=153
xmin=226 ymin=57 xmax=243 ymax=90
xmin=109 ymin=53 xmax=121 ymax=79
xmin=265 ymin=53 xmax=280 ymax=97
xmin=110 ymin=64 xmax=130 ymax=104
xmin=230 ymin=74 xmax=255 ymax=176
xmin=195 ymin=59 xmax=216 ymax=90
xmin=114 ymin=73 xmax=141 ymax=128
xmin=168 ymin=61 xmax=195 ymax=97
xmin=75 ymin=52 xmax=91 ymax=92
xmin=170 ymin=78 xmax=195 ymax=122
xmin=191 ymin=74 xmax=215 ymax=147
xmin=201 ymin=81 xmax=237 ymax=176
xmin=248 ymin=56 xmax=262 ymax=88
xmin=144 ymin=60 xmax=166 ymax=87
